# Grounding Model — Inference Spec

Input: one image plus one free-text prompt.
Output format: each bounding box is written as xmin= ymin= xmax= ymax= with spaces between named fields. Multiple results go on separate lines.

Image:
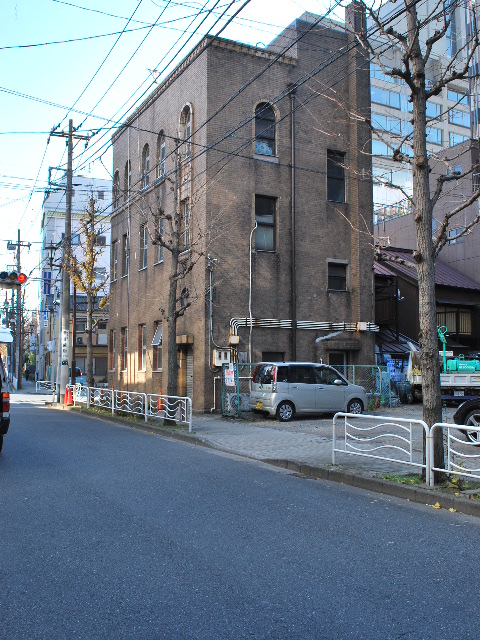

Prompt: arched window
xmin=180 ymin=105 xmax=192 ymax=160
xmin=124 ymin=160 xmax=131 ymax=202
xmin=141 ymin=144 xmax=150 ymax=189
xmin=113 ymin=171 xmax=120 ymax=209
xmin=157 ymin=132 xmax=166 ymax=178
xmin=255 ymin=102 xmax=276 ymax=156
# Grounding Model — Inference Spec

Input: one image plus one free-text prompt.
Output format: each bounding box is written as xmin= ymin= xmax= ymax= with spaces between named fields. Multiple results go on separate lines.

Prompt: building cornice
xmin=112 ymin=36 xmax=296 ymax=144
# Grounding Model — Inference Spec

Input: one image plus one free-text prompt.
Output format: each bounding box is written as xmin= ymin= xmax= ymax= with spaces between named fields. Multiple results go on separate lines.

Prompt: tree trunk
xmin=166 ymin=259 xmax=178 ymax=398
xmin=86 ymin=290 xmax=94 ymax=388
xmin=407 ymin=2 xmax=444 ymax=471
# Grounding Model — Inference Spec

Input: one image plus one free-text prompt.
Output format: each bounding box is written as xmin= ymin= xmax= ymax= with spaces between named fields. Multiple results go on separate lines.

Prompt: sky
xmin=1 ymin=0 xmax=342 ymax=313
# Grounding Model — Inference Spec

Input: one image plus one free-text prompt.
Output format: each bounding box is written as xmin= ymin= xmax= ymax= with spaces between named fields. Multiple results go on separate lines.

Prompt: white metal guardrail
xmin=430 ymin=423 xmax=480 ymax=487
xmin=333 ymin=413 xmax=431 ymax=486
xmin=36 ymin=380 xmax=55 ymax=392
xmin=67 ymin=385 xmax=192 ymax=432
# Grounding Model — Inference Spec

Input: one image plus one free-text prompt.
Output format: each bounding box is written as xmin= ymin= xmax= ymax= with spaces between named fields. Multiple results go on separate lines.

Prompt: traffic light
xmin=0 ymin=271 xmax=28 ymax=288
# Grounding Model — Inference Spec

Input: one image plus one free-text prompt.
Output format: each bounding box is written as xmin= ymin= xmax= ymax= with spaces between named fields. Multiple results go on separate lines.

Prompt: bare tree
xmin=132 ymin=141 xmax=236 ymax=397
xmin=349 ymin=0 xmax=480 ymax=471
xmin=67 ymin=196 xmax=109 ymax=388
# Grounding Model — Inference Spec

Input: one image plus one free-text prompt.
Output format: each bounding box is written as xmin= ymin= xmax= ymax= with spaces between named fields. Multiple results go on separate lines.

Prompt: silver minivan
xmin=249 ymin=362 xmax=368 ymax=422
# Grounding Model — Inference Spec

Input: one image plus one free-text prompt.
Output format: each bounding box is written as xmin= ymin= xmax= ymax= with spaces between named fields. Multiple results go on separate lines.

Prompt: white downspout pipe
xmin=249 ymin=222 xmax=257 ymax=363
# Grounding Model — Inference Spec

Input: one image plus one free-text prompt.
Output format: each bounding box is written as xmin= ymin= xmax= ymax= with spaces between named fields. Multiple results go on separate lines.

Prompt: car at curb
xmin=0 ymin=355 xmax=10 ymax=453
xmin=249 ymin=362 xmax=368 ymax=422
xmin=453 ymin=399 xmax=480 ymax=444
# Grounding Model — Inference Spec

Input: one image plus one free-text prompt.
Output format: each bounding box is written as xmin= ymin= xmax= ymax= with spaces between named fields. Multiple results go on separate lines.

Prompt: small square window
xmin=328 ymin=262 xmax=347 ymax=291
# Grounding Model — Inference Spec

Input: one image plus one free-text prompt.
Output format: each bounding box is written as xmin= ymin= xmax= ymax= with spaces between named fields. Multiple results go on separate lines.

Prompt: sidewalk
xmin=14 ymin=382 xmax=480 ymax=516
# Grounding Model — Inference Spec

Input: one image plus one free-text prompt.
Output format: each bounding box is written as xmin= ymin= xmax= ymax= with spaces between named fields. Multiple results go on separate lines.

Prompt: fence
xmin=68 ymin=385 xmax=192 ymax=432
xmin=221 ymin=363 xmax=392 ymax=418
xmin=333 ymin=412 xmax=431 ymax=486
xmin=333 ymin=414 xmax=480 ymax=488
xmin=36 ymin=380 xmax=55 ymax=392
xmin=431 ymin=423 xmax=480 ymax=486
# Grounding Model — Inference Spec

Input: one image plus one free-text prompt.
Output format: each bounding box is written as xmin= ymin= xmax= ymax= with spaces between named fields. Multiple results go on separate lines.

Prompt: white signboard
xmin=61 ymin=329 xmax=69 ymax=365
xmin=225 ymin=366 xmax=235 ymax=387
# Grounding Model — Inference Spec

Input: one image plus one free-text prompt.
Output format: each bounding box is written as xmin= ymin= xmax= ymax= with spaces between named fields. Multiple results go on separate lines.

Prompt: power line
xmin=59 ymin=0 xmax=145 ymax=127
xmin=65 ymin=0 xmax=249 ymax=175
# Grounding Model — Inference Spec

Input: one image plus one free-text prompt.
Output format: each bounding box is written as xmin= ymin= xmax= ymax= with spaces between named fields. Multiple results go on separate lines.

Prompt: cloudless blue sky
xmin=1 ymin=0 xmax=339 ymax=309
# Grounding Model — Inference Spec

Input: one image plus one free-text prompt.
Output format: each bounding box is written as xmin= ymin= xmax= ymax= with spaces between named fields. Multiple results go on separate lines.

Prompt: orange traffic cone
xmin=64 ymin=386 xmax=74 ymax=406
xmin=157 ymin=390 xmax=164 ymax=412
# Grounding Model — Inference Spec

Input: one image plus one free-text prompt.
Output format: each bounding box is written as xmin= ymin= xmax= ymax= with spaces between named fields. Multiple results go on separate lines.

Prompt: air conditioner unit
xmin=76 ymin=336 xmax=84 ymax=345
xmin=213 ymin=348 xmax=231 ymax=367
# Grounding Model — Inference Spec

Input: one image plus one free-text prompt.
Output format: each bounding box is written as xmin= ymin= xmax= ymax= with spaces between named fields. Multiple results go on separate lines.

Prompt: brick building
xmin=109 ymin=3 xmax=377 ymax=411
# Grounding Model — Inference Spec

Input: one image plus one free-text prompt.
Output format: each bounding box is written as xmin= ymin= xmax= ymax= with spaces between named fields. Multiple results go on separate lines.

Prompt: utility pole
xmin=16 ymin=230 xmax=21 ymax=389
xmin=49 ymin=119 xmax=89 ymax=401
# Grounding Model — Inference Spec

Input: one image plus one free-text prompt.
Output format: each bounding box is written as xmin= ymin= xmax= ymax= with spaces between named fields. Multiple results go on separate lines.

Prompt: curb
xmin=46 ymin=403 xmax=480 ymax=518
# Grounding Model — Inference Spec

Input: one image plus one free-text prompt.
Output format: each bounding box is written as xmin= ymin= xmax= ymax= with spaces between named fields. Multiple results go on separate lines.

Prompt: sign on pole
xmin=61 ymin=329 xmax=69 ymax=366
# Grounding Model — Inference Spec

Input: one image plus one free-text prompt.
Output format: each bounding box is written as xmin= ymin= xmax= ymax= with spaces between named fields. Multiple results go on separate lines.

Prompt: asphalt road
xmin=2 ymin=404 xmax=480 ymax=639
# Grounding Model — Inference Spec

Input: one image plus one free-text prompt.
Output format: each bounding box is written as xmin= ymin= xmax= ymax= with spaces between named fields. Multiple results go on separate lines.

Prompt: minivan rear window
xmin=253 ymin=364 xmax=289 ymax=385
xmin=253 ymin=364 xmax=275 ymax=384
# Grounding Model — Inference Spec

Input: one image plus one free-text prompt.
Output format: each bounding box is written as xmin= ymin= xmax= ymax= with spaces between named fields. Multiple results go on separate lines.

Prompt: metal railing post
xmin=111 ymin=389 xmax=115 ymax=416
xmin=332 ymin=413 xmax=337 ymax=465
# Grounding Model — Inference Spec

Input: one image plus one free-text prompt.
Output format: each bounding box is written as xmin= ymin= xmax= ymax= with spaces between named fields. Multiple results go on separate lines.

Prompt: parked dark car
xmin=453 ymin=399 xmax=480 ymax=443
xmin=0 ymin=355 xmax=10 ymax=452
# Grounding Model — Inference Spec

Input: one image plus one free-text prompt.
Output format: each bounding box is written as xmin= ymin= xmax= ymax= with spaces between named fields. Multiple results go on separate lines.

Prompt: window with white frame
xmin=113 ymin=171 xmax=120 ymax=208
xmin=152 ymin=322 xmax=162 ymax=371
xmin=448 ymin=227 xmax=464 ymax=244
xmin=111 ymin=240 xmax=118 ymax=281
xmin=141 ymin=144 xmax=150 ymax=188
xmin=109 ymin=329 xmax=116 ymax=370
xmin=180 ymin=106 xmax=192 ymax=160
xmin=447 ymin=89 xmax=468 ymax=104
xmin=124 ymin=160 xmax=131 ymax=201
xmin=426 ymin=127 xmax=442 ymax=145
xmin=371 ymin=86 xmax=401 ymax=109
xmin=448 ymin=109 xmax=470 ymax=128
xmin=138 ymin=324 xmax=146 ymax=371
xmin=121 ymin=327 xmax=128 ymax=371
xmin=180 ymin=201 xmax=190 ymax=251
xmin=155 ymin=216 xmax=164 ymax=264
xmin=94 ymin=267 xmax=107 ymax=281
xmin=140 ymin=223 xmax=148 ymax=269
xmin=450 ymin=132 xmax=469 ymax=146
xmin=122 ymin=233 xmax=129 ymax=276
xmin=157 ymin=132 xmax=166 ymax=178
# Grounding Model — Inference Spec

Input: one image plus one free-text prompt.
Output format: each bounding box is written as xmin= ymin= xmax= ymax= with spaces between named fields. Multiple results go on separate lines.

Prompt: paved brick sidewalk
xmin=188 ymin=403 xmax=459 ymax=477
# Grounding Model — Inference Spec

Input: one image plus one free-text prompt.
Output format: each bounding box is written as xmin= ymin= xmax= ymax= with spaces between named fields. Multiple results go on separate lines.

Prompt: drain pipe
xmin=249 ymin=222 xmax=257 ymax=363
xmin=289 ymin=84 xmax=297 ymax=360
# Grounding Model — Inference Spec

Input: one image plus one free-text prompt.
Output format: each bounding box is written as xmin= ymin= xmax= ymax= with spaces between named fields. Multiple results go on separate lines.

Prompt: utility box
xmin=213 ymin=348 xmax=231 ymax=367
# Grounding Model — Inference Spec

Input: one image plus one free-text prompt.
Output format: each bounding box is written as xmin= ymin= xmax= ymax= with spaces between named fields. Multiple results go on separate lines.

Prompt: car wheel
xmin=462 ymin=409 xmax=480 ymax=444
xmin=276 ymin=401 xmax=295 ymax=422
xmin=0 ymin=435 xmax=3 ymax=453
xmin=347 ymin=399 xmax=363 ymax=414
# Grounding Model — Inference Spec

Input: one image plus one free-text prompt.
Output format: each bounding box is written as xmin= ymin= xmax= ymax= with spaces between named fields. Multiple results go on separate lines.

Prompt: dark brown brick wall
xmin=108 ymin=17 xmax=375 ymax=411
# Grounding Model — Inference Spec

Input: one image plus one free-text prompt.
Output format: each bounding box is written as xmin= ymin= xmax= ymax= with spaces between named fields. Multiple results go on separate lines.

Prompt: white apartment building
xmin=369 ymin=1 xmax=474 ymax=223
xmin=38 ymin=175 xmax=112 ymax=383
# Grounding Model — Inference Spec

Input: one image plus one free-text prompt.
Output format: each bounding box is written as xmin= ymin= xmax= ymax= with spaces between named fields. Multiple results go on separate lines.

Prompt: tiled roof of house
xmin=374 ymin=248 xmax=480 ymax=291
